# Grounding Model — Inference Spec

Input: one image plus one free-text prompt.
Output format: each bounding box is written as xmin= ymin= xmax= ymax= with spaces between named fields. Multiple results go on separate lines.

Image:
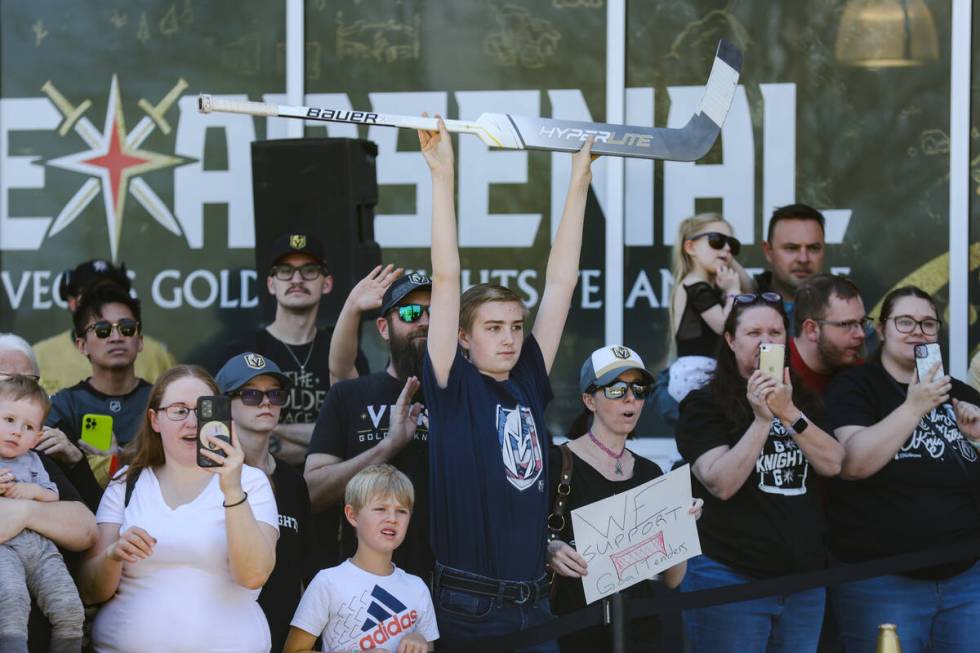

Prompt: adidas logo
xmin=358 ymin=585 xmax=418 ymax=650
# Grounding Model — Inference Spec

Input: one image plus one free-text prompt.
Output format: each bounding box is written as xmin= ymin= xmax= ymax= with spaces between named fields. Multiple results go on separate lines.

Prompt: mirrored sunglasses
xmin=595 ymin=381 xmax=651 ymax=400
xmin=231 ymin=388 xmax=288 ymax=406
xmin=396 ymin=304 xmax=431 ymax=323
xmin=688 ymin=231 xmax=741 ymax=256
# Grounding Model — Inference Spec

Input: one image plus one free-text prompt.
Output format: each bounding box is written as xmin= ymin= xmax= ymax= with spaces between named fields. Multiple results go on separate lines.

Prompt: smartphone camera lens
xmin=201 ymin=402 xmax=212 ymax=418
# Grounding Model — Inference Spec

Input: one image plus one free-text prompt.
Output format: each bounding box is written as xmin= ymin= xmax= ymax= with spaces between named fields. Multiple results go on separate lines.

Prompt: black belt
xmin=436 ymin=566 xmax=551 ymax=605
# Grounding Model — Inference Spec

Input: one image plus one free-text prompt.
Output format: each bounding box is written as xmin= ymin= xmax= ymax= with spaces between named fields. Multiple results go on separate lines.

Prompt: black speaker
xmin=251 ymin=138 xmax=381 ymax=325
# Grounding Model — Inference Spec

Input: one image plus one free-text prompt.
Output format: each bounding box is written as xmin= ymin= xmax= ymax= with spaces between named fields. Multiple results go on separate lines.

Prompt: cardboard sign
xmin=570 ymin=464 xmax=701 ymax=604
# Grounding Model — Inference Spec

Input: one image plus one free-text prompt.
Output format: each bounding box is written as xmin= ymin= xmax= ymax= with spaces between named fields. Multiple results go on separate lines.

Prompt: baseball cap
xmin=59 ymin=259 xmax=131 ymax=302
xmin=216 ymin=353 xmax=292 ymax=394
xmin=579 ymin=345 xmax=655 ymax=393
xmin=267 ymin=232 xmax=326 ymax=270
xmin=380 ymin=272 xmax=433 ymax=316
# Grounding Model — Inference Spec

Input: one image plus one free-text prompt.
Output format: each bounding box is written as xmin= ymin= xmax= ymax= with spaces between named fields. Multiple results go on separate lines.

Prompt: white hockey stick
xmin=198 ymin=40 xmax=741 ymax=162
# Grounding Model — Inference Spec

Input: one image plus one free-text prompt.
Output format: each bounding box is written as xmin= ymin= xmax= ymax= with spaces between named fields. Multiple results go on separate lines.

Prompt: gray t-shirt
xmin=1 ymin=450 xmax=58 ymax=496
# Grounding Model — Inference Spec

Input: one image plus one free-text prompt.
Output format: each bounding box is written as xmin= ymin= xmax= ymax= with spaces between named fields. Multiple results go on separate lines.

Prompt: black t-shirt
xmin=675 ymin=282 xmax=723 ymax=358
xmin=258 ymin=461 xmax=312 ymax=653
xmin=27 ymin=453 xmax=85 ymax=653
xmin=676 ymin=387 xmax=828 ymax=577
xmin=548 ymin=445 xmax=665 ymax=653
xmin=824 ymin=363 xmax=980 ymax=573
xmin=308 ymin=371 xmax=431 ymax=579
xmin=422 ymin=337 xmax=553 ymax=581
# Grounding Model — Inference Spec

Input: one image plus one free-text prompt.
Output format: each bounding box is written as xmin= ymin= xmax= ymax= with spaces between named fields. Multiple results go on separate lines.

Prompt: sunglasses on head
xmin=230 ymin=388 xmax=288 ymax=406
xmin=394 ymin=304 xmax=431 ymax=323
xmin=688 ymin=231 xmax=741 ymax=256
xmin=592 ymin=380 xmax=651 ymax=400
xmin=733 ymin=292 xmax=783 ymax=306
xmin=83 ymin=318 xmax=140 ymax=339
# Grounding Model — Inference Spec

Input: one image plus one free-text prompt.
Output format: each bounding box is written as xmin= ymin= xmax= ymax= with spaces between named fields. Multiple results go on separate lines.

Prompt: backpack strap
xmin=124 ymin=468 xmax=141 ymax=507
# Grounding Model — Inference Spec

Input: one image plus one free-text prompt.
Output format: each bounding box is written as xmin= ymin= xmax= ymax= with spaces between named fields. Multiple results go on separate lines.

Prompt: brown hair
xmin=793 ymin=273 xmax=862 ymax=334
xmin=119 ymin=365 xmax=218 ymax=480
xmin=869 ymin=285 xmax=939 ymax=363
xmin=459 ymin=283 xmax=528 ymax=332
xmin=0 ymin=375 xmax=51 ymax=423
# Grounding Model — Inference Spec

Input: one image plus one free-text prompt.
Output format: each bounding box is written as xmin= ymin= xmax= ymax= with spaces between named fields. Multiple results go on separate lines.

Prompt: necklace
xmin=588 ymin=430 xmax=626 ymax=475
xmin=281 ymin=336 xmax=315 ymax=375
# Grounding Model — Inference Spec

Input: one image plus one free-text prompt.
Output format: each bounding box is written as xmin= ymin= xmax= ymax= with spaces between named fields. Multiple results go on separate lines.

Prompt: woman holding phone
xmin=825 ymin=286 xmax=980 ymax=652
xmin=675 ymin=293 xmax=843 ymax=652
xmin=78 ymin=365 xmax=279 ymax=653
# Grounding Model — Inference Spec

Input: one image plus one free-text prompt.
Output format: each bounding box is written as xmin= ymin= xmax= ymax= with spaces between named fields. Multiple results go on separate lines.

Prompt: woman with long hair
xmin=676 ymin=294 xmax=844 ymax=652
xmin=547 ymin=345 xmax=702 ymax=652
xmin=78 ymin=365 xmax=279 ymax=653
xmin=825 ymin=286 xmax=980 ymax=652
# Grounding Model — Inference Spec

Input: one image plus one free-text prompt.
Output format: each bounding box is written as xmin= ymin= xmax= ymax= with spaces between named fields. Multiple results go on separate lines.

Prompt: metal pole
xmin=608 ymin=591 xmax=629 ymax=653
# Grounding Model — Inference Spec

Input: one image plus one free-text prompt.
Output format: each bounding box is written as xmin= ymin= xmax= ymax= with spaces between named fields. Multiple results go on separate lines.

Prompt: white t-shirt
xmin=291 ymin=560 xmax=439 ymax=652
xmin=91 ymin=465 xmax=279 ymax=653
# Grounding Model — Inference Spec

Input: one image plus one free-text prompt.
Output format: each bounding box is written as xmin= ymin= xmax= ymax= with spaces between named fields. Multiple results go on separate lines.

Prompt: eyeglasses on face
xmin=687 ymin=231 xmax=742 ymax=256
xmin=817 ymin=317 xmax=873 ymax=332
xmin=269 ymin=263 xmax=326 ymax=281
xmin=83 ymin=319 xmax=140 ymax=339
xmin=394 ymin=304 xmax=431 ymax=323
xmin=733 ymin=292 xmax=783 ymax=306
xmin=0 ymin=372 xmax=41 ymax=383
xmin=155 ymin=404 xmax=198 ymax=421
xmin=591 ymin=381 xmax=651 ymax=400
xmin=230 ymin=388 xmax=288 ymax=406
xmin=890 ymin=315 xmax=941 ymax=336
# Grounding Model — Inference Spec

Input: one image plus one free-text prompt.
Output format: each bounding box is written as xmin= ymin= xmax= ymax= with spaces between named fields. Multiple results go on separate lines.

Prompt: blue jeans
xmin=432 ymin=562 xmax=558 ymax=653
xmin=831 ymin=561 xmax=980 ymax=653
xmin=681 ymin=554 xmax=825 ymax=653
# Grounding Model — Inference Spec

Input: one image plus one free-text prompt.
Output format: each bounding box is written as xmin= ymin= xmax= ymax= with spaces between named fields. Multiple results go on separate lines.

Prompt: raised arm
xmin=765 ymin=369 xmax=844 ymax=476
xmin=421 ymin=117 xmax=460 ymax=388
xmin=533 ymin=139 xmax=595 ymax=372
xmin=329 ymin=264 xmax=402 ymax=384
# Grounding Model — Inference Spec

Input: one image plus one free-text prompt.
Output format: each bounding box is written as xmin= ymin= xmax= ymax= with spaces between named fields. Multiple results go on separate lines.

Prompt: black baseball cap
xmin=216 ymin=352 xmax=292 ymax=393
xmin=267 ymin=232 xmax=326 ymax=271
xmin=380 ymin=272 xmax=433 ymax=316
xmin=59 ymin=259 xmax=131 ymax=302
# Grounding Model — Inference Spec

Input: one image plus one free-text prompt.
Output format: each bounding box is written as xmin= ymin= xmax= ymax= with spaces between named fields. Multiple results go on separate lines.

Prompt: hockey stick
xmin=198 ymin=40 xmax=741 ymax=162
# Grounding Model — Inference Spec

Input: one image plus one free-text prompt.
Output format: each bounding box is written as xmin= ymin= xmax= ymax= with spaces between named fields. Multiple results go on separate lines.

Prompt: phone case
xmin=759 ymin=343 xmax=785 ymax=383
xmin=197 ymin=395 xmax=232 ymax=468
xmin=914 ymin=343 xmax=944 ymax=382
xmin=81 ymin=414 xmax=113 ymax=451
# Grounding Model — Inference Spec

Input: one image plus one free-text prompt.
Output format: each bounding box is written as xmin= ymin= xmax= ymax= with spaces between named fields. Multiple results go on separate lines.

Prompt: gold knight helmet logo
xmin=289 ymin=234 xmax=307 ymax=250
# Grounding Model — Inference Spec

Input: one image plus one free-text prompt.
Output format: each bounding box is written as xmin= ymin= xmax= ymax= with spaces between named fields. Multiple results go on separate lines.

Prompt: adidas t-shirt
xmin=290 ymin=560 xmax=438 ymax=652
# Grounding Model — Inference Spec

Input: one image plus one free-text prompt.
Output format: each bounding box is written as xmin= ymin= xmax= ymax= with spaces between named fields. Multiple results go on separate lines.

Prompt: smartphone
xmin=914 ymin=343 xmax=944 ymax=382
xmin=759 ymin=343 xmax=785 ymax=383
xmin=197 ymin=395 xmax=232 ymax=468
xmin=81 ymin=414 xmax=113 ymax=451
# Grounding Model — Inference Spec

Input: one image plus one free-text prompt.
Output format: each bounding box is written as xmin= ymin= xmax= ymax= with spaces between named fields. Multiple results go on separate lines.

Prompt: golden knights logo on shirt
xmin=496 ymin=404 xmax=544 ymax=491
xmin=755 ymin=418 xmax=808 ymax=496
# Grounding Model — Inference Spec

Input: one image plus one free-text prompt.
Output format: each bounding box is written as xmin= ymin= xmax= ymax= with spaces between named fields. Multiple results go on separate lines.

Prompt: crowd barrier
xmin=439 ymin=537 xmax=980 ymax=652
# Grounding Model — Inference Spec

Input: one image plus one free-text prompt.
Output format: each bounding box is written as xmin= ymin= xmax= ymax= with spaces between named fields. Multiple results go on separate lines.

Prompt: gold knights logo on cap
xmin=611 ymin=346 xmax=631 ymax=359
xmin=289 ymin=234 xmax=307 ymax=249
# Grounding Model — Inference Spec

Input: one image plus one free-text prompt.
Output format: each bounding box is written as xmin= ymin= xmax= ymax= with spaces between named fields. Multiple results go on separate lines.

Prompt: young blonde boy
xmin=0 ymin=375 xmax=85 ymax=653
xmin=284 ymin=464 xmax=438 ymax=653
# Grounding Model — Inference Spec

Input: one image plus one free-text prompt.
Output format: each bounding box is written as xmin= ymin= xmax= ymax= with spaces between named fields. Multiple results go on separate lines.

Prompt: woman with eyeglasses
xmin=663 ymin=214 xmax=751 ymax=414
xmin=824 ymin=286 xmax=980 ymax=652
xmin=547 ymin=345 xmax=702 ymax=653
xmin=78 ymin=365 xmax=280 ymax=653
xmin=676 ymin=293 xmax=844 ymax=652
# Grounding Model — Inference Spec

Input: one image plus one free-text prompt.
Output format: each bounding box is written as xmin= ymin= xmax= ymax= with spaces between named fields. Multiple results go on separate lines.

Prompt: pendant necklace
xmin=588 ymin=430 xmax=626 ymax=476
xmin=282 ymin=336 xmax=315 ymax=376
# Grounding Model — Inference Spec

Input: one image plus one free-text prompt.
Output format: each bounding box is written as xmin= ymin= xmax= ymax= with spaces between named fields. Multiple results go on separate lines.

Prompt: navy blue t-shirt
xmin=422 ymin=335 xmax=553 ymax=581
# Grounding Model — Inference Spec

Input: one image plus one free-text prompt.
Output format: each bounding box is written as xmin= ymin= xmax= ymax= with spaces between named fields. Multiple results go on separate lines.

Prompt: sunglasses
xmin=395 ymin=304 xmax=431 ymax=323
xmin=230 ymin=388 xmax=288 ymax=406
xmin=82 ymin=318 xmax=140 ymax=339
xmin=733 ymin=292 xmax=783 ymax=306
xmin=688 ymin=231 xmax=741 ymax=256
xmin=270 ymin=263 xmax=326 ymax=281
xmin=593 ymin=381 xmax=651 ymax=400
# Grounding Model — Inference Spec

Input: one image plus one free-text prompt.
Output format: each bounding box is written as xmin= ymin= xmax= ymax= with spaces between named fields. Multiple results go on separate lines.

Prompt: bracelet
xmin=222 ymin=491 xmax=248 ymax=508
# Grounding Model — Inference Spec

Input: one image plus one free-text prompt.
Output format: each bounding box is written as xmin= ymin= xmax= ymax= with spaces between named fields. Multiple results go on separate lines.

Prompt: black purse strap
xmin=547 ymin=444 xmax=574 ymax=542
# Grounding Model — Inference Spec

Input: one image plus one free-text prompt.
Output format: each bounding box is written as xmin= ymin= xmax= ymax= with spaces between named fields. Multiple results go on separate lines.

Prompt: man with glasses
xmin=305 ymin=272 xmax=432 ymax=577
xmin=216 ymin=352 xmax=311 ymax=653
xmin=225 ymin=232 xmax=368 ymax=468
xmin=756 ymin=204 xmax=827 ymax=335
xmin=791 ymin=274 xmax=868 ymax=395
xmin=44 ymin=284 xmax=150 ymax=507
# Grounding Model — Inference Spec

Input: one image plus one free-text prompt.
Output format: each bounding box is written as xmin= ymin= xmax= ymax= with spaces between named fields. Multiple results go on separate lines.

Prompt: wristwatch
xmin=789 ymin=413 xmax=809 ymax=434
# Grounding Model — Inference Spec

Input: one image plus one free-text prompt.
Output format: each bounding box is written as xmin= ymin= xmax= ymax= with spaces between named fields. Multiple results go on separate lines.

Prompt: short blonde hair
xmin=345 ymin=464 xmax=414 ymax=512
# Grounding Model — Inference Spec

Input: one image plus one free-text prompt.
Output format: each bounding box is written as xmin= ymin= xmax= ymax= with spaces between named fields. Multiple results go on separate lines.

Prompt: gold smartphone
xmin=759 ymin=343 xmax=785 ymax=383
